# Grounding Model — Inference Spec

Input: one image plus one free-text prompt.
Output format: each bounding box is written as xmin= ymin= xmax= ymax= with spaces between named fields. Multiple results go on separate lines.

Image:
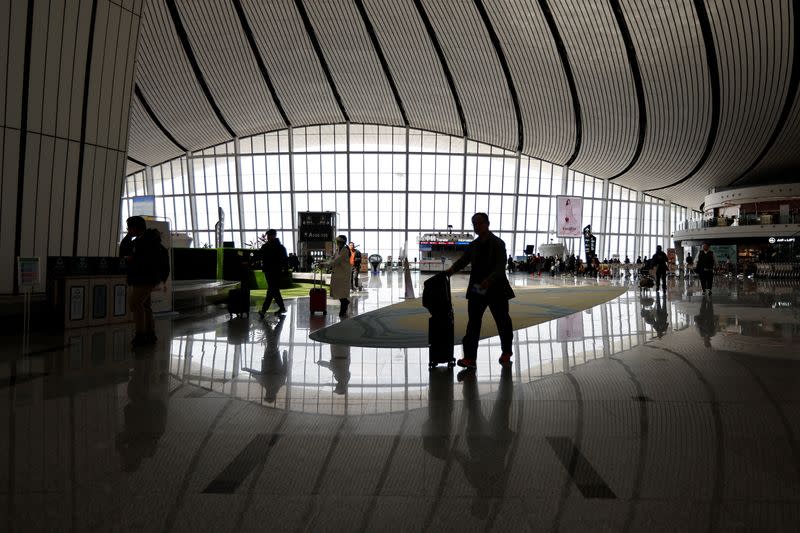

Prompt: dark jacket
xmin=260 ymin=239 xmax=288 ymax=277
xmin=451 ymin=233 xmax=515 ymax=301
xmin=696 ymin=249 xmax=715 ymax=271
xmin=652 ymin=250 xmax=668 ymax=271
xmin=122 ymin=229 xmax=166 ymax=286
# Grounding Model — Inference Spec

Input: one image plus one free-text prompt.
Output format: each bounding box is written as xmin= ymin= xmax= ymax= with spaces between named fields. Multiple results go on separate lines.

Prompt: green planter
xmin=247 ymin=270 xmax=292 ymax=290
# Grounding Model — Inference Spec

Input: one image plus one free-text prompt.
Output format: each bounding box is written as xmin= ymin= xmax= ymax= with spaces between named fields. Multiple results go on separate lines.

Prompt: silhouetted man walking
xmin=446 ymin=213 xmax=515 ymax=371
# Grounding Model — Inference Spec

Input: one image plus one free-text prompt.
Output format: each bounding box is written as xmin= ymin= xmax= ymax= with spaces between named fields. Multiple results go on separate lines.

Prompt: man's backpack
xmin=157 ymin=244 xmax=170 ymax=282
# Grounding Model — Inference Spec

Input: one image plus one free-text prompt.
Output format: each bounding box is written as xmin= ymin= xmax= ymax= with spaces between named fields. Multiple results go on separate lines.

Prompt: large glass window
xmin=122 ymin=125 xmax=698 ymax=261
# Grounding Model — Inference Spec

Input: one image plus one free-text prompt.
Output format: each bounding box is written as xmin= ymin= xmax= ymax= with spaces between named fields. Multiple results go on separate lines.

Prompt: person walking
xmin=348 ymin=242 xmax=362 ymax=291
xmin=120 ymin=216 xmax=169 ymax=346
xmin=445 ymin=213 xmax=515 ymax=371
xmin=259 ymin=229 xmax=288 ymax=318
xmin=330 ymin=235 xmax=352 ymax=317
xmin=507 ymin=255 xmax=515 ymax=273
xmin=696 ymin=243 xmax=716 ymax=295
xmin=685 ymin=252 xmax=694 ymax=279
xmin=652 ymin=245 xmax=668 ymax=292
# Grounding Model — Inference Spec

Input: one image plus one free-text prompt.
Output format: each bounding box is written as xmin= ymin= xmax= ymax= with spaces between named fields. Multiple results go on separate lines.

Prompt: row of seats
xmin=752 ymin=262 xmax=800 ymax=278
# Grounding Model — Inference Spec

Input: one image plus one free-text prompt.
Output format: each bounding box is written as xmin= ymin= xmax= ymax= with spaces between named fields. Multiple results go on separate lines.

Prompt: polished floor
xmin=2 ymin=272 xmax=799 ymax=531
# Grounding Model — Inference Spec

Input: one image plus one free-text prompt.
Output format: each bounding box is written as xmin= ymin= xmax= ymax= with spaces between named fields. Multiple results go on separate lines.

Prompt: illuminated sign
xmin=769 ymin=237 xmax=795 ymax=244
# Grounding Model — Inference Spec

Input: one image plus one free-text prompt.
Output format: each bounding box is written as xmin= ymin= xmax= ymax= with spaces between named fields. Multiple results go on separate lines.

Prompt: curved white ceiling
xmin=126 ymin=0 xmax=800 ymax=209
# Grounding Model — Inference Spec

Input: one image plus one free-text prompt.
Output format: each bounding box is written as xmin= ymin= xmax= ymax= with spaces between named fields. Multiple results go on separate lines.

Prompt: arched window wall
xmin=121 ymin=124 xmax=697 ymax=261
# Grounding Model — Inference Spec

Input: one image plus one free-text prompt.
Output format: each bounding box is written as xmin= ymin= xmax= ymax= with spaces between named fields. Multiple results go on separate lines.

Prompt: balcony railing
xmin=678 ymin=214 xmax=800 ymax=231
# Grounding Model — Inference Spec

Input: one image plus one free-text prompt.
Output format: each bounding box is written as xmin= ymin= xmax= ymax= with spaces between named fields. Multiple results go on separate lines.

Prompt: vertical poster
xmin=92 ymin=284 xmax=107 ymax=319
xmin=583 ymin=225 xmax=597 ymax=263
xmin=70 ymin=286 xmax=85 ymax=321
xmin=557 ymin=312 xmax=585 ymax=341
xmin=556 ymin=196 xmax=583 ymax=237
xmin=114 ymin=284 xmax=127 ymax=317
xmin=145 ymin=218 xmax=173 ymax=314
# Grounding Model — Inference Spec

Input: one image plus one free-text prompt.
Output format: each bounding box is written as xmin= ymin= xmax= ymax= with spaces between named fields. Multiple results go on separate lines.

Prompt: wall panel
xmin=0 ymin=0 xmax=141 ymax=293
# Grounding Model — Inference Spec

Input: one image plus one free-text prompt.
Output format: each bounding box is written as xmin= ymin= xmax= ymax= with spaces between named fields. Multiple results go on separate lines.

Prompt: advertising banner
xmin=145 ymin=218 xmax=173 ymax=314
xmin=710 ymin=244 xmax=737 ymax=265
xmin=132 ymin=195 xmax=155 ymax=216
xmin=556 ymin=196 xmax=583 ymax=237
xmin=583 ymin=225 xmax=596 ymax=263
xmin=557 ymin=312 xmax=585 ymax=341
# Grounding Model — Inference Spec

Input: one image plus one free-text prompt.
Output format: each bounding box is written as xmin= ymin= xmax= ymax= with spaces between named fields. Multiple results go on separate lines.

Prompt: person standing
xmin=330 ymin=235 xmax=352 ymax=317
xmin=445 ymin=213 xmax=515 ymax=371
xmin=120 ymin=216 xmax=168 ymax=346
xmin=507 ymin=255 xmax=515 ymax=273
xmin=685 ymin=252 xmax=694 ymax=279
xmin=287 ymin=252 xmax=300 ymax=272
xmin=696 ymin=243 xmax=716 ymax=295
xmin=259 ymin=229 xmax=288 ymax=318
xmin=348 ymin=242 xmax=362 ymax=291
xmin=652 ymin=245 xmax=668 ymax=292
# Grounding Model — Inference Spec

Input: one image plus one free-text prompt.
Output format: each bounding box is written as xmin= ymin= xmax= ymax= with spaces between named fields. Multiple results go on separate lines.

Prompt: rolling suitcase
xmin=424 ymin=274 xmax=455 ymax=369
xmin=422 ymin=273 xmax=453 ymax=315
xmin=310 ymin=270 xmax=327 ymax=315
xmin=428 ymin=312 xmax=455 ymax=369
xmin=228 ymin=288 xmax=250 ymax=317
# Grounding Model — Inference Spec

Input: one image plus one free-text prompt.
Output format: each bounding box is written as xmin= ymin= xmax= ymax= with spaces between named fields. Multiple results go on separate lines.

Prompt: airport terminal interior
xmin=1 ymin=1 xmax=800 ymax=531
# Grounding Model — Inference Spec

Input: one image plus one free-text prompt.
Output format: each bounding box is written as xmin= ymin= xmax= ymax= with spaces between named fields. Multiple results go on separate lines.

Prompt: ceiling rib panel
xmin=127 ymin=97 xmax=184 ymax=165
xmin=240 ymin=0 xmax=344 ymax=126
xmin=123 ymin=1 xmax=799 ymax=211
xmin=739 ymin=91 xmax=800 ymax=185
xmin=361 ymin=0 xmax=461 ymax=137
xmin=136 ymin=0 xmax=230 ymax=150
xmin=549 ymin=0 xmax=638 ymax=178
xmin=731 ymin=0 xmax=799 ymax=186
xmin=483 ymin=0 xmax=575 ymax=164
xmin=303 ymin=0 xmax=404 ymax=127
xmin=652 ymin=0 xmax=793 ymax=207
xmin=420 ymin=0 xmax=517 ymax=152
xmin=612 ymin=0 xmax=709 ymax=191
xmin=174 ymin=0 xmax=286 ymax=137
xmin=126 ymin=160 xmax=146 ymax=175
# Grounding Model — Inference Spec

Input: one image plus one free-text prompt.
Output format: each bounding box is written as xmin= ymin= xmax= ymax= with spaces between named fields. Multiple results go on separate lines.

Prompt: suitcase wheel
xmin=447 ymin=361 xmax=455 ymax=368
xmin=429 ymin=362 xmax=437 ymax=370
xmin=323 ymin=310 xmax=327 ymax=315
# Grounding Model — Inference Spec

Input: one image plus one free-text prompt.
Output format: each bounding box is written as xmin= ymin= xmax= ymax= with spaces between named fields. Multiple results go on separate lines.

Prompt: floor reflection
xmin=159 ymin=274 xmax=798 ymax=415
xmin=3 ymin=275 xmax=800 ymax=531
xmin=454 ymin=367 xmax=514 ymax=519
xmin=115 ymin=347 xmax=169 ymax=472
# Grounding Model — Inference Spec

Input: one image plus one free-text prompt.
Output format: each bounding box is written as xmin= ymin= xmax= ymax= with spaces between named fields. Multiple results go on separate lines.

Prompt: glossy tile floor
xmin=2 ymin=272 xmax=799 ymax=531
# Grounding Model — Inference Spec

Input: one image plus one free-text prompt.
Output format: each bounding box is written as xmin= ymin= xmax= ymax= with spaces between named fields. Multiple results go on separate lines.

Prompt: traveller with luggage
xmin=329 ymin=235 xmax=352 ymax=317
xmin=444 ymin=212 xmax=515 ymax=371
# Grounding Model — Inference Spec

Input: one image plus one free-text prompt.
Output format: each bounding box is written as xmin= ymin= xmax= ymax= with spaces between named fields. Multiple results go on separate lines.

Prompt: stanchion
xmin=401 ymin=258 xmax=416 ymax=299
